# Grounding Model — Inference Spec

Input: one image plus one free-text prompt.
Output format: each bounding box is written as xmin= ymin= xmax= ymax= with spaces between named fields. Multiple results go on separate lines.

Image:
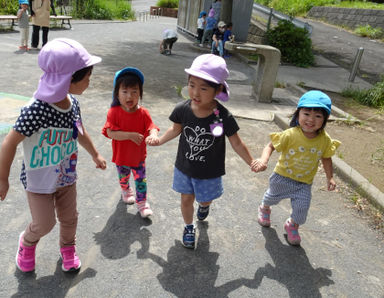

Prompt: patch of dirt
xmin=325 ymin=91 xmax=384 ymax=194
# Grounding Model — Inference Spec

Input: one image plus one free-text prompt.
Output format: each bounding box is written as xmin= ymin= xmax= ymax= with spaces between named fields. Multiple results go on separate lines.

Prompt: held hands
xmin=145 ymin=135 xmax=160 ymax=146
xmin=251 ymin=159 xmax=268 ymax=173
xmin=327 ymin=177 xmax=336 ymax=191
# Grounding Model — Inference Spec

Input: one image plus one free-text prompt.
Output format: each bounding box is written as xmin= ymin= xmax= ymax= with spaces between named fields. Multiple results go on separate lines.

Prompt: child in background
xmin=200 ymin=9 xmax=216 ymax=48
xmin=17 ymin=0 xmax=30 ymax=51
xmin=102 ymin=67 xmax=159 ymax=218
xmin=160 ymin=28 xmax=178 ymax=55
xmin=211 ymin=21 xmax=226 ymax=57
xmin=196 ymin=11 xmax=206 ymax=44
xmin=0 ymin=38 xmax=107 ymax=272
xmin=149 ymin=54 xmax=257 ymax=249
xmin=223 ymin=22 xmax=233 ymax=58
xmin=253 ymin=90 xmax=340 ymax=246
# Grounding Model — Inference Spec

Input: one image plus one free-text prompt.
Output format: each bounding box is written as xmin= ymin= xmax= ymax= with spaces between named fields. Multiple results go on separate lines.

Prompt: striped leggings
xmin=261 ymin=172 xmax=312 ymax=225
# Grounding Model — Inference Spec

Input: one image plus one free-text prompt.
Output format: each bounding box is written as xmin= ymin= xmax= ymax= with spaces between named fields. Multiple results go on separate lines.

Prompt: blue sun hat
xmin=19 ymin=0 xmax=29 ymax=4
xmin=297 ymin=90 xmax=332 ymax=114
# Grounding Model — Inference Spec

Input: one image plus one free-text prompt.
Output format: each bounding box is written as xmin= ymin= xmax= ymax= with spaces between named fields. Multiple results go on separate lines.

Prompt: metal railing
xmin=253 ymin=2 xmax=312 ymax=35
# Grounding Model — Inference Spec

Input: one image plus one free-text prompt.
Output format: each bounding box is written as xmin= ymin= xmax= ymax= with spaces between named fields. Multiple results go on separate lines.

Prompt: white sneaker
xmin=137 ymin=201 xmax=153 ymax=218
xmin=122 ymin=187 xmax=135 ymax=204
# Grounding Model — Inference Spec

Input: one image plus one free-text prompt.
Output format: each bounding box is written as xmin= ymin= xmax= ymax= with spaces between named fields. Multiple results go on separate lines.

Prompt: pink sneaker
xmin=122 ymin=187 xmax=135 ymax=205
xmin=15 ymin=232 xmax=36 ymax=272
xmin=60 ymin=246 xmax=81 ymax=272
xmin=284 ymin=219 xmax=301 ymax=245
xmin=257 ymin=205 xmax=271 ymax=227
xmin=137 ymin=201 xmax=153 ymax=218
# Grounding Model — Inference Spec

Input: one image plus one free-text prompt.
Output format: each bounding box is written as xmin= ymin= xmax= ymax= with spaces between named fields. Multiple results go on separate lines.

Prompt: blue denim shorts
xmin=172 ymin=167 xmax=223 ymax=203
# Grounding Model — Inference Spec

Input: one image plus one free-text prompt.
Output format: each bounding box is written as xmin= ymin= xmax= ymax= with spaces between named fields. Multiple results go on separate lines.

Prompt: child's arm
xmin=145 ymin=128 xmax=160 ymax=146
xmin=0 ymin=130 xmax=25 ymax=201
xmin=106 ymin=129 xmax=144 ymax=146
xmin=252 ymin=142 xmax=275 ymax=172
xmin=227 ymin=133 xmax=256 ymax=171
xmin=150 ymin=123 xmax=182 ymax=146
xmin=77 ymin=127 xmax=107 ymax=170
xmin=321 ymin=157 xmax=336 ymax=191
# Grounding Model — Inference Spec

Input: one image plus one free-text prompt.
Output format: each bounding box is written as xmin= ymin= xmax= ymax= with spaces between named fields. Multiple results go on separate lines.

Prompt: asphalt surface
xmin=0 ymin=13 xmax=383 ymax=298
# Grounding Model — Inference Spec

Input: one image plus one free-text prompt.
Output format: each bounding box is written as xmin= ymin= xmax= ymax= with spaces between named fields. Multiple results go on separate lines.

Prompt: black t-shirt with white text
xmin=169 ymin=99 xmax=239 ymax=179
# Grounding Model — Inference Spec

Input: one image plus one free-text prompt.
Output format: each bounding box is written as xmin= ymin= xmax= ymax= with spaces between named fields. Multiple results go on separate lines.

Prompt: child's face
xmin=298 ymin=108 xmax=325 ymax=138
xmin=188 ymin=76 xmax=220 ymax=109
xmin=69 ymin=69 xmax=92 ymax=95
xmin=21 ymin=4 xmax=28 ymax=9
xmin=118 ymin=83 xmax=140 ymax=112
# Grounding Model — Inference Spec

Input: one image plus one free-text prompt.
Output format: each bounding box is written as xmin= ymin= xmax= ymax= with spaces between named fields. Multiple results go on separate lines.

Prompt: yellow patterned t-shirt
xmin=271 ymin=127 xmax=340 ymax=184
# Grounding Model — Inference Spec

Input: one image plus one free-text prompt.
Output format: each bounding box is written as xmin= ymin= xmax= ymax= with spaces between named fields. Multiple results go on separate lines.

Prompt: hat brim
xmin=185 ymin=68 xmax=229 ymax=102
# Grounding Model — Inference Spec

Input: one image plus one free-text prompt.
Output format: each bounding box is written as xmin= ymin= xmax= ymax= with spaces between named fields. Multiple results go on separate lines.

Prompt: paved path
xmin=0 ymin=16 xmax=383 ymax=297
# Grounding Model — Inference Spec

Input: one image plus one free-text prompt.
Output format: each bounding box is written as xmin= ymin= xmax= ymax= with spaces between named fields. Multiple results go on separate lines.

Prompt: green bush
xmin=342 ymin=78 xmax=384 ymax=108
xmin=72 ymin=0 xmax=134 ymax=20
xmin=156 ymin=0 xmax=178 ymax=9
xmin=354 ymin=24 xmax=384 ymax=39
xmin=0 ymin=0 xmax=18 ymax=14
xmin=266 ymin=19 xmax=314 ymax=67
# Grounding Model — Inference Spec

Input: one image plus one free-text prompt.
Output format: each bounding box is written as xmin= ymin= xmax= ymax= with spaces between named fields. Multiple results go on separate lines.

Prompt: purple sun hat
xmin=185 ymin=54 xmax=230 ymax=101
xmin=34 ymin=38 xmax=102 ymax=103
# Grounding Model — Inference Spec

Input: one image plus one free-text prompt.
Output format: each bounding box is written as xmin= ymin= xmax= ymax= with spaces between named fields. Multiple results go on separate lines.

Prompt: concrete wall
xmin=308 ymin=6 xmax=384 ymax=30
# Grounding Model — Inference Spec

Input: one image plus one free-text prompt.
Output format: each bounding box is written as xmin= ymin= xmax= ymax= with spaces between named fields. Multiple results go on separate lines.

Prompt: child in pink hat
xmin=0 ymin=38 xmax=107 ymax=273
xmin=149 ymin=54 xmax=258 ymax=249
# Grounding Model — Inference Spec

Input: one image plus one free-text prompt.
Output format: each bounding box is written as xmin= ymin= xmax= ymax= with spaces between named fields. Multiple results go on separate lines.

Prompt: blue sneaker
xmin=197 ymin=205 xmax=210 ymax=221
xmin=182 ymin=225 xmax=195 ymax=249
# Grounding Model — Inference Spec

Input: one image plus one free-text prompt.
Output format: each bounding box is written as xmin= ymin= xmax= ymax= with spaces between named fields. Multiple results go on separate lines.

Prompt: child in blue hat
xmin=102 ymin=67 xmax=159 ymax=218
xmin=17 ymin=0 xmax=30 ymax=50
xmin=253 ymin=90 xmax=341 ymax=246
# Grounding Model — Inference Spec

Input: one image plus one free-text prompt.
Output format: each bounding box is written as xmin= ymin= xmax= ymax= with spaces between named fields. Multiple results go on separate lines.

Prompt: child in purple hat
xmin=253 ymin=90 xmax=340 ymax=246
xmin=149 ymin=54 xmax=258 ymax=249
xmin=0 ymin=38 xmax=107 ymax=273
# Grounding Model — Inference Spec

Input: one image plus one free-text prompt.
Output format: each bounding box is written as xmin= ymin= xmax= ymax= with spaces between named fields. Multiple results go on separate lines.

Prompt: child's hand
xmin=145 ymin=135 xmax=160 ymax=146
xmin=0 ymin=179 xmax=9 ymax=201
xmin=327 ymin=177 xmax=336 ymax=191
xmin=129 ymin=132 xmax=144 ymax=145
xmin=93 ymin=154 xmax=107 ymax=170
xmin=251 ymin=159 xmax=268 ymax=172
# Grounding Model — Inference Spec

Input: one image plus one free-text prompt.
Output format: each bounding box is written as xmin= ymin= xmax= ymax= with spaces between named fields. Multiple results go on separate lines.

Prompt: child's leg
xmin=132 ymin=162 xmax=153 ymax=217
xmin=116 ymin=165 xmax=132 ymax=191
xmin=24 ymin=191 xmax=57 ymax=246
xmin=181 ymin=193 xmax=195 ymax=224
xmin=55 ymin=183 xmax=78 ymax=247
xmin=131 ymin=161 xmax=147 ymax=203
xmin=290 ymin=187 xmax=312 ymax=226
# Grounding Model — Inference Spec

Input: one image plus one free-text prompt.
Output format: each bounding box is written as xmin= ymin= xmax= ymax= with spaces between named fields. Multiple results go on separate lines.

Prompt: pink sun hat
xmin=185 ymin=54 xmax=230 ymax=101
xmin=34 ymin=38 xmax=102 ymax=103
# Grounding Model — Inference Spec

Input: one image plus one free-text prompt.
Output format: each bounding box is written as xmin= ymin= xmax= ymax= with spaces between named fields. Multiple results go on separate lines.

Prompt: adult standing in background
xmin=29 ymin=0 xmax=56 ymax=49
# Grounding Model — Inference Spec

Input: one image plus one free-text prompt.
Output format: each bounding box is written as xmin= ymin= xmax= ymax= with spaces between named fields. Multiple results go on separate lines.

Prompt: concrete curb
xmin=274 ymin=113 xmax=384 ymax=211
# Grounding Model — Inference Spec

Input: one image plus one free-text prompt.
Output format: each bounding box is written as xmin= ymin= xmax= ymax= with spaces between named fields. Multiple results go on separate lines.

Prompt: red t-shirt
xmin=102 ymin=106 xmax=158 ymax=167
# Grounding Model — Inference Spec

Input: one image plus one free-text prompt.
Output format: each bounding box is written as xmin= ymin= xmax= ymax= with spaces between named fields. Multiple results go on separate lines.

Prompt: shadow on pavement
xmin=12 ymin=260 xmax=96 ymax=297
xmin=258 ymin=227 xmax=334 ymax=297
xmin=94 ymin=199 xmax=152 ymax=259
